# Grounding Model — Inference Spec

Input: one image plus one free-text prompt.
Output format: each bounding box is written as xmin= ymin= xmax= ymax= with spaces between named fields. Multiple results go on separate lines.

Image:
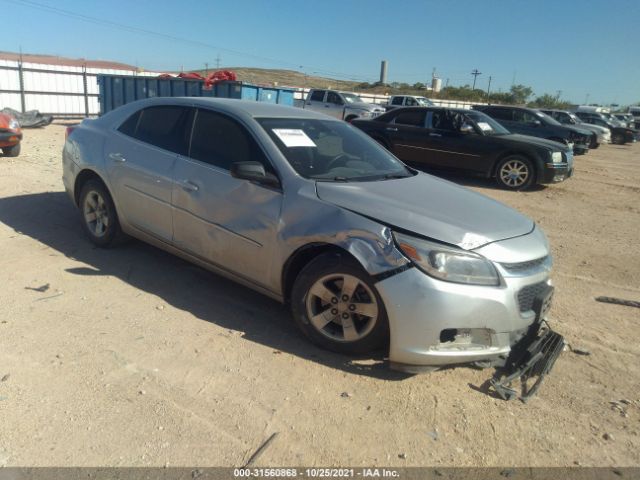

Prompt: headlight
xmin=358 ymin=111 xmax=373 ymax=118
xmin=8 ymin=118 xmax=19 ymax=129
xmin=393 ymin=232 xmax=500 ymax=286
xmin=551 ymin=151 xmax=563 ymax=163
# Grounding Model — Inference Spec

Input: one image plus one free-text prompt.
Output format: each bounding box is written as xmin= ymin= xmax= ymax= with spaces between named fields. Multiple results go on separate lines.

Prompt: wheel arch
xmin=282 ymin=243 xmax=364 ymax=304
xmin=492 ymin=150 xmax=541 ymax=180
xmin=73 ymin=169 xmax=111 ymax=206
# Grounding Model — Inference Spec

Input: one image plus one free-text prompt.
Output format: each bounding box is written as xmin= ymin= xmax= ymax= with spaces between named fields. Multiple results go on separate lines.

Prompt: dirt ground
xmin=0 ymin=124 xmax=639 ymax=468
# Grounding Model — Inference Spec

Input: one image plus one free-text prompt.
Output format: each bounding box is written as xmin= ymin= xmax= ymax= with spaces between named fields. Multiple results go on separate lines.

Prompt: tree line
xmin=355 ymin=82 xmax=574 ymax=109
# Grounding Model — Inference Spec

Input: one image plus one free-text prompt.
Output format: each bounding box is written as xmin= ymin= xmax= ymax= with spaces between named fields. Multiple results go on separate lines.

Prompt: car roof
xmin=118 ymin=96 xmax=332 ymax=120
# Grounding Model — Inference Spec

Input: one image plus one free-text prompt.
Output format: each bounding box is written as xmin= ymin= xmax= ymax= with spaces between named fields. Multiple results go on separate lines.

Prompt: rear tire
xmin=78 ymin=179 xmax=126 ymax=248
xmin=2 ymin=143 xmax=20 ymax=157
xmin=291 ymin=253 xmax=389 ymax=355
xmin=495 ymin=155 xmax=535 ymax=191
xmin=344 ymin=115 xmax=357 ymax=123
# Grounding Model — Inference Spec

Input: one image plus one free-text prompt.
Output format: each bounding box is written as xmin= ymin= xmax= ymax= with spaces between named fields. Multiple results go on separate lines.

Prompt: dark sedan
xmin=473 ymin=105 xmax=592 ymax=155
xmin=351 ymin=107 xmax=573 ymax=190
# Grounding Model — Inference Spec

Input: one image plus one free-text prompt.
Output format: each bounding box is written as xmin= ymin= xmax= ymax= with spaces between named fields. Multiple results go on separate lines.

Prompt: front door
xmin=171 ymin=108 xmax=282 ymax=288
xmin=386 ymin=110 xmax=428 ymax=164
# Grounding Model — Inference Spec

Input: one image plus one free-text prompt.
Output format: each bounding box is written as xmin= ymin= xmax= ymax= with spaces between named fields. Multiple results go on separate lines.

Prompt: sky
xmin=3 ymin=0 xmax=639 ymax=105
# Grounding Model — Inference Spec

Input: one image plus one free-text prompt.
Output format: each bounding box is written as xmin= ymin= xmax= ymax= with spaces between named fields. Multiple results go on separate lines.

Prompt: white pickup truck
xmin=385 ymin=95 xmax=434 ymax=111
xmin=296 ymin=89 xmax=386 ymax=122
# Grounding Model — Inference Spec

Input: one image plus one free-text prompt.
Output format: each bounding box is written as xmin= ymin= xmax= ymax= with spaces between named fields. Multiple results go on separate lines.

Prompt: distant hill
xmin=192 ymin=67 xmax=360 ymax=90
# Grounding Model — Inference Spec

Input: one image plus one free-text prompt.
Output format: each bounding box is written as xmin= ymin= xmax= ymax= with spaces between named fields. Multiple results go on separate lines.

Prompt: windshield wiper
xmin=316 ymin=176 xmax=350 ymax=182
xmin=383 ymin=173 xmax=410 ymax=179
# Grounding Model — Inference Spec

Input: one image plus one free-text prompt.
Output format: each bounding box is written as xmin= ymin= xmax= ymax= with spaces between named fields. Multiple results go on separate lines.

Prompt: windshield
xmin=416 ymin=97 xmax=432 ymax=106
xmin=568 ymin=112 xmax=581 ymax=123
xmin=534 ymin=110 xmax=562 ymax=126
xmin=463 ymin=110 xmax=510 ymax=135
xmin=341 ymin=93 xmax=364 ymax=104
xmin=257 ymin=118 xmax=413 ymax=181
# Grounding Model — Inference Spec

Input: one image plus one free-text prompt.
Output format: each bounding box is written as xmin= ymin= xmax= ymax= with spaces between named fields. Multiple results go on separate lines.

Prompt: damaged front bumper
xmin=490 ymin=321 xmax=565 ymax=402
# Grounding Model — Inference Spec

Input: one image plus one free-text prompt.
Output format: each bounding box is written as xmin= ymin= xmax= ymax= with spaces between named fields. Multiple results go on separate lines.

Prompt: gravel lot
xmin=0 ymin=124 xmax=638 ymax=467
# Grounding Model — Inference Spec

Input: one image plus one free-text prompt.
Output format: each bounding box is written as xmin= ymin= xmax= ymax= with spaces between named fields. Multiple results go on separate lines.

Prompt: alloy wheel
xmin=305 ymin=273 xmax=379 ymax=342
xmin=499 ymin=159 xmax=530 ymax=188
xmin=83 ymin=190 xmax=110 ymax=237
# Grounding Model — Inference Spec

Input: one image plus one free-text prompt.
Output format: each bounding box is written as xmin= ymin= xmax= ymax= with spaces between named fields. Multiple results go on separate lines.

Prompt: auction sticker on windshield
xmin=272 ymin=129 xmax=316 ymax=147
xmin=477 ymin=122 xmax=493 ymax=132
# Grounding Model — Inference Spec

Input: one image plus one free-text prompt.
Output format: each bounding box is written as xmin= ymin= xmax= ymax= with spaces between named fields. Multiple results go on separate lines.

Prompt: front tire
xmin=495 ymin=155 xmax=535 ymax=190
xmin=78 ymin=179 xmax=125 ymax=248
xmin=611 ymin=132 xmax=625 ymax=145
xmin=291 ymin=253 xmax=389 ymax=355
xmin=2 ymin=143 xmax=20 ymax=157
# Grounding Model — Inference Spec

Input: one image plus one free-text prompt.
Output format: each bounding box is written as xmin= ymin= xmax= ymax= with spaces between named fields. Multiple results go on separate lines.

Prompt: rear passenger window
xmin=189 ymin=109 xmax=273 ymax=173
xmin=394 ymin=111 xmax=426 ymax=127
xmin=120 ymin=106 xmax=193 ymax=155
xmin=310 ymin=90 xmax=326 ymax=102
xmin=485 ymin=108 xmax=512 ymax=121
xmin=391 ymin=97 xmax=404 ymax=105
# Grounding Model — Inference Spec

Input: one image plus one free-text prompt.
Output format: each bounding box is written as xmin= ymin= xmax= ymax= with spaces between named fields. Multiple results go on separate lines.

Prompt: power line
xmin=5 ymin=0 xmax=376 ymax=82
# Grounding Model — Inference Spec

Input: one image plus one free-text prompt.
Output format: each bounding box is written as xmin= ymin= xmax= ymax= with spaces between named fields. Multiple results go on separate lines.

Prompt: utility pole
xmin=445 ymin=78 xmax=450 ymax=88
xmin=556 ymin=90 xmax=562 ymax=101
xmin=585 ymin=93 xmax=590 ymax=105
xmin=486 ymin=76 xmax=492 ymax=100
xmin=205 ymin=62 xmax=209 ymax=75
xmin=215 ymin=54 xmax=221 ymax=69
xmin=471 ymin=69 xmax=482 ymax=90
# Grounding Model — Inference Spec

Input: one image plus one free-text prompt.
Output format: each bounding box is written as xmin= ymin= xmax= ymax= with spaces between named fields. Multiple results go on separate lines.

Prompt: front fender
xmin=272 ymin=182 xmax=409 ymax=293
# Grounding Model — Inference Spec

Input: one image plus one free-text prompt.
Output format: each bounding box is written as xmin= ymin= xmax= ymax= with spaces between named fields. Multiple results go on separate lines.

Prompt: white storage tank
xmin=432 ymin=77 xmax=442 ymax=93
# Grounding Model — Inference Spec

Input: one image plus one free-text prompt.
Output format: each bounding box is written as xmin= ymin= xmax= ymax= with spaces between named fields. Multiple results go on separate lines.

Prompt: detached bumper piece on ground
xmin=490 ymin=322 xmax=565 ymax=402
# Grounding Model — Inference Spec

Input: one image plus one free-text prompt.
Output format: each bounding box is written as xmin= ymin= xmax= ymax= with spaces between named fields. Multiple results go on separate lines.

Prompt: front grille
xmin=517 ymin=281 xmax=549 ymax=312
xmin=501 ymin=256 xmax=549 ymax=273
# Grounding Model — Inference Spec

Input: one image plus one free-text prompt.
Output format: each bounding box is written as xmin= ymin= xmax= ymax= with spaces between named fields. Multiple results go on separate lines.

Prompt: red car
xmin=0 ymin=112 xmax=22 ymax=157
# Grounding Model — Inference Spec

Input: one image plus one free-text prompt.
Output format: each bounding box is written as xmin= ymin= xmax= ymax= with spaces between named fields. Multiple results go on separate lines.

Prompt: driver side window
xmin=189 ymin=109 xmax=274 ymax=174
xmin=326 ymin=92 xmax=343 ymax=105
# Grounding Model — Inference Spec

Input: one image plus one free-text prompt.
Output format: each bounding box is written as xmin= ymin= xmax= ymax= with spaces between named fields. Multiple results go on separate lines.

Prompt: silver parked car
xmin=62 ymin=97 xmax=562 ymax=378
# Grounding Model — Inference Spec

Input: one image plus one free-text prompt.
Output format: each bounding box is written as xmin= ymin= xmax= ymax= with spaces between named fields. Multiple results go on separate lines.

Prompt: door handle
xmin=429 ymin=133 xmax=442 ymax=137
xmin=178 ymin=180 xmax=199 ymax=192
xmin=324 ymin=105 xmax=330 ymax=108
xmin=109 ymin=152 xmax=126 ymax=162
xmin=386 ymin=127 xmax=398 ymax=132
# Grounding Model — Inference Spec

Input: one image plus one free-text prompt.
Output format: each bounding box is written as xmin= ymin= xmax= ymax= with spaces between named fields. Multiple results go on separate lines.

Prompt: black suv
xmin=473 ymin=105 xmax=592 ymax=154
xmin=352 ymin=107 xmax=573 ymax=190
xmin=574 ymin=112 xmax=637 ymax=145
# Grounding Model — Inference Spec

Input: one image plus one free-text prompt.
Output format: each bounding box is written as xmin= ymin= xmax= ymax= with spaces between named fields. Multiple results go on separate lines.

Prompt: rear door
xmin=171 ymin=108 xmax=282 ymax=288
xmin=106 ymin=105 xmax=192 ymax=242
xmin=384 ymin=110 xmax=428 ymax=164
xmin=305 ymin=90 xmax=327 ymax=113
xmin=324 ymin=91 xmax=346 ymax=119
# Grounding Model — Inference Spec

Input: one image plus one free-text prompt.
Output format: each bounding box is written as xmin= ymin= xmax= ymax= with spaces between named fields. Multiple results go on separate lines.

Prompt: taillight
xmin=65 ymin=126 xmax=76 ymax=140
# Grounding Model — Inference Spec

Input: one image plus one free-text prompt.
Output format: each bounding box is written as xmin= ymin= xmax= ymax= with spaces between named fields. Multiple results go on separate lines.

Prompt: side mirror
xmin=230 ymin=161 xmax=280 ymax=187
xmin=460 ymin=123 xmax=475 ymax=134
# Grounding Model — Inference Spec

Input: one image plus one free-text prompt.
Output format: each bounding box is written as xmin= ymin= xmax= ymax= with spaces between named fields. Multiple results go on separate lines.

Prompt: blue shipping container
xmin=98 ymin=74 xmax=295 ymax=114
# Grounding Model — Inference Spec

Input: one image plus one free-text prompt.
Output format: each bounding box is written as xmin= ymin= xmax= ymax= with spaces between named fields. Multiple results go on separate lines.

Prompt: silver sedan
xmin=62 ymin=97 xmax=557 ymax=372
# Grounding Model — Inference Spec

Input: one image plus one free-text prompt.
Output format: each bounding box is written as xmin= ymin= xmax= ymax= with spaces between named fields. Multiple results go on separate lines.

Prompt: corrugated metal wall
xmin=0 ymin=59 xmax=160 ymax=116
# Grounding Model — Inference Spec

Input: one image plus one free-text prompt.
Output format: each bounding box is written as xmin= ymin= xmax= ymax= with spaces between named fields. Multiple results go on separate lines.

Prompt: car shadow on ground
xmin=0 ymin=191 xmax=412 ymax=381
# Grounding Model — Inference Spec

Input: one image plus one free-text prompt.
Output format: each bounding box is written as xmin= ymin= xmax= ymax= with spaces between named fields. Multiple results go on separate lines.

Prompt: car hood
xmin=575 ymin=123 xmax=608 ymax=134
xmin=316 ymin=173 xmax=534 ymax=250
xmin=502 ymin=133 xmax=569 ymax=151
xmin=565 ymin=125 xmax=593 ymax=136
